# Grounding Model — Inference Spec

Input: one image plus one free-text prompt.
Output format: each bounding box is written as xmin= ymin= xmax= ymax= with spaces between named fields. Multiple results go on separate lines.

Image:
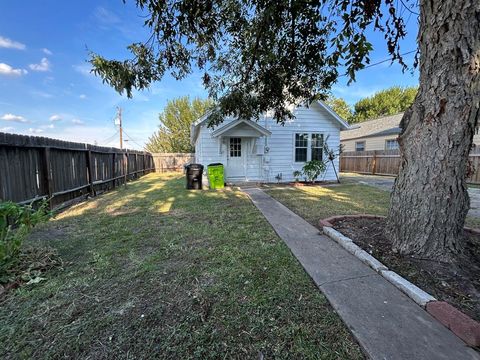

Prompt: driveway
xmin=340 ymin=173 xmax=480 ymax=219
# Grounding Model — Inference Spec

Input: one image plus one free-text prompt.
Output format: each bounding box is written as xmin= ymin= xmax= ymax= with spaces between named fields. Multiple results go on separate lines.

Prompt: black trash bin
xmin=185 ymin=163 xmax=204 ymax=190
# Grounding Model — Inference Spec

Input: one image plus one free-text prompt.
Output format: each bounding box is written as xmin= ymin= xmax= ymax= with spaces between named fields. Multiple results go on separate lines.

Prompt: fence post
xmin=143 ymin=152 xmax=146 ymax=175
xmin=372 ymin=150 xmax=378 ymax=175
xmin=42 ymin=147 xmax=54 ymax=208
xmin=86 ymin=150 xmax=94 ymax=196
xmin=134 ymin=153 xmax=138 ymax=178
xmin=112 ymin=152 xmax=116 ymax=189
xmin=124 ymin=150 xmax=128 ymax=185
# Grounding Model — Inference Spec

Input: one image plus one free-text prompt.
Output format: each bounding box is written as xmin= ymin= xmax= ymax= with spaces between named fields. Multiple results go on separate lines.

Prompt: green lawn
xmin=265 ymin=183 xmax=480 ymax=228
xmin=0 ymin=173 xmax=363 ymax=359
xmin=265 ymin=184 xmax=390 ymax=226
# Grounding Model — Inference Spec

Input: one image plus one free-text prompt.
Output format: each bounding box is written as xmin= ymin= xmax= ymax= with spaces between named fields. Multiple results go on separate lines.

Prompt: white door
xmin=226 ymin=137 xmax=245 ymax=178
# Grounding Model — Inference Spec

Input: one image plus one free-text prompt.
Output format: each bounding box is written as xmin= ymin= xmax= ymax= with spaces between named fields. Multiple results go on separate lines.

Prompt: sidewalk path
xmin=243 ymin=188 xmax=479 ymax=360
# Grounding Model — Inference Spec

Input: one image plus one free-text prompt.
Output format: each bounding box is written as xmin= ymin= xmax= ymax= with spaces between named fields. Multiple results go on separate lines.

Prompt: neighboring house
xmin=340 ymin=113 xmax=403 ymax=152
xmin=191 ymin=101 xmax=349 ymax=183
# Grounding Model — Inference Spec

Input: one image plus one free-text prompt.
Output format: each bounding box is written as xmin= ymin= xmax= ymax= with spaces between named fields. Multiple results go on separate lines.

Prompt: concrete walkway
xmin=243 ymin=188 xmax=479 ymax=360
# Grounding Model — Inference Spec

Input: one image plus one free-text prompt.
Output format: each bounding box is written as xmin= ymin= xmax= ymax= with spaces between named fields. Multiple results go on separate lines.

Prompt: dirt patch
xmin=333 ymin=217 xmax=480 ymax=322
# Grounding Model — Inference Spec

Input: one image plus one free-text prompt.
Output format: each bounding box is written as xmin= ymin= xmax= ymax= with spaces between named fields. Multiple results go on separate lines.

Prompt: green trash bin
xmin=207 ymin=163 xmax=225 ymax=189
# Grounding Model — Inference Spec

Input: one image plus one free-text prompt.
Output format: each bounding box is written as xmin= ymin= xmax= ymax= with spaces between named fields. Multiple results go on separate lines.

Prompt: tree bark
xmin=386 ymin=0 xmax=480 ymax=261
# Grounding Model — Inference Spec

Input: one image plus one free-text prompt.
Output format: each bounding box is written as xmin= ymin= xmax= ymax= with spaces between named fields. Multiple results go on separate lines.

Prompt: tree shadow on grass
xmin=0 ymin=172 xmax=365 ymax=359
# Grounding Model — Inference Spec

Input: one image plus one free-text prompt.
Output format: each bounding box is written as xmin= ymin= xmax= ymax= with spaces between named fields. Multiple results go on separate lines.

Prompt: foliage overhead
xmin=90 ymin=0 xmax=413 ymax=127
xmin=145 ymin=96 xmax=213 ymax=153
xmin=352 ymin=86 xmax=417 ymax=122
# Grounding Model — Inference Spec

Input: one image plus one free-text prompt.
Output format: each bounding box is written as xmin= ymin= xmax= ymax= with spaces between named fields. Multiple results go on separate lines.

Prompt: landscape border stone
xmin=320 ymin=214 xmax=480 ymax=348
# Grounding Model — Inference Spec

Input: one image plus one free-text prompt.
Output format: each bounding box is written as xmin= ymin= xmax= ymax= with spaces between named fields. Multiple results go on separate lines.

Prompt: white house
xmin=190 ymin=101 xmax=349 ymax=183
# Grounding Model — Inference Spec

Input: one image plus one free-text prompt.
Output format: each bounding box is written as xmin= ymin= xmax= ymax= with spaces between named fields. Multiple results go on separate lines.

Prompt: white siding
xmin=264 ymin=103 xmax=341 ymax=182
xmin=195 ymin=103 xmax=342 ymax=183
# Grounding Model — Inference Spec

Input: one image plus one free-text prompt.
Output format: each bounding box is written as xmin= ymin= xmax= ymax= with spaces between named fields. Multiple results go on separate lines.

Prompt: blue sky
xmin=0 ymin=1 xmax=419 ymax=149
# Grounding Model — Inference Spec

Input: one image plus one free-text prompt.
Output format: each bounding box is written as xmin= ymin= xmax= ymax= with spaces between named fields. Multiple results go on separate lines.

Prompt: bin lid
xmin=208 ymin=163 xmax=224 ymax=167
xmin=186 ymin=163 xmax=204 ymax=170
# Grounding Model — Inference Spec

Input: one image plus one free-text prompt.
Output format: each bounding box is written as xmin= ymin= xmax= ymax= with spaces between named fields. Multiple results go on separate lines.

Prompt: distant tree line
xmin=325 ymin=86 xmax=418 ymax=123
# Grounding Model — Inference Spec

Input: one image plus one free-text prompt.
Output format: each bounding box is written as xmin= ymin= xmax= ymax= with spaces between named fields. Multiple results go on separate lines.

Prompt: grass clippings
xmin=0 ymin=173 xmax=363 ymax=359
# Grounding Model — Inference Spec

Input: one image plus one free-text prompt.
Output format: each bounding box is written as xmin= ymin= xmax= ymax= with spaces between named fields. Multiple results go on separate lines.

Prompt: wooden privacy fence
xmin=340 ymin=147 xmax=480 ymax=184
xmin=151 ymin=153 xmax=194 ymax=172
xmin=0 ymin=132 xmax=155 ymax=209
xmin=340 ymin=150 xmax=401 ymax=176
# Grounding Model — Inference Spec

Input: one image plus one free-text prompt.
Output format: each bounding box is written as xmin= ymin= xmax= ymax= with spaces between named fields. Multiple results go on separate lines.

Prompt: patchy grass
xmin=0 ymin=173 xmax=363 ymax=359
xmin=265 ymin=183 xmax=480 ymax=229
xmin=265 ymin=184 xmax=390 ymax=226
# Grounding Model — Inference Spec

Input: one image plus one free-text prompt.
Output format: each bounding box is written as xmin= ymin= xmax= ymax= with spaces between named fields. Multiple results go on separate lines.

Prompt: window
xmin=311 ymin=134 xmax=324 ymax=161
xmin=295 ymin=133 xmax=323 ymax=162
xmin=385 ymin=139 xmax=399 ymax=150
xmin=230 ymin=137 xmax=242 ymax=157
xmin=295 ymin=133 xmax=308 ymax=162
xmin=355 ymin=141 xmax=365 ymax=151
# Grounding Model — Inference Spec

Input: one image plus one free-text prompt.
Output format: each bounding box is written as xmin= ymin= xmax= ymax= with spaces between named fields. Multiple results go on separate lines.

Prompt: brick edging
xmin=320 ymin=214 xmax=480 ymax=347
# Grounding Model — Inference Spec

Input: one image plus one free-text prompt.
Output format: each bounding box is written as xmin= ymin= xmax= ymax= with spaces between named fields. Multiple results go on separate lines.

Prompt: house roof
xmin=340 ymin=113 xmax=403 ymax=141
xmin=191 ymin=101 xmax=350 ymax=145
xmin=211 ymin=118 xmax=271 ymax=138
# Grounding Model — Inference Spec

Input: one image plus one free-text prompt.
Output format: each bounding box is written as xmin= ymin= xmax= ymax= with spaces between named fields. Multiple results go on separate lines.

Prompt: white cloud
xmin=0 ymin=126 xmax=14 ymax=132
xmin=72 ymin=118 xmax=85 ymax=125
xmin=0 ymin=63 xmax=27 ymax=76
xmin=29 ymin=128 xmax=44 ymax=134
xmin=49 ymin=114 xmax=62 ymax=122
xmin=1 ymin=113 xmax=28 ymax=123
xmin=29 ymin=58 xmax=51 ymax=72
xmin=31 ymin=90 xmax=54 ymax=98
xmin=42 ymin=124 xmax=55 ymax=129
xmin=42 ymin=48 xmax=52 ymax=55
xmin=94 ymin=7 xmax=120 ymax=25
xmin=0 ymin=36 xmax=26 ymax=50
xmin=73 ymin=64 xmax=93 ymax=76
xmin=79 ymin=94 xmax=87 ymax=99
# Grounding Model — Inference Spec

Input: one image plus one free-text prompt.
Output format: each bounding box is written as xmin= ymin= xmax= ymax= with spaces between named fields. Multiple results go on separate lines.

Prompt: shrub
xmin=293 ymin=170 xmax=302 ymax=182
xmin=0 ymin=200 xmax=50 ymax=282
xmin=302 ymin=160 xmax=327 ymax=183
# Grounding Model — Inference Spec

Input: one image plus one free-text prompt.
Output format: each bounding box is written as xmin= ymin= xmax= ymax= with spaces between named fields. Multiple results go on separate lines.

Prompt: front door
xmin=226 ymin=137 xmax=245 ymax=179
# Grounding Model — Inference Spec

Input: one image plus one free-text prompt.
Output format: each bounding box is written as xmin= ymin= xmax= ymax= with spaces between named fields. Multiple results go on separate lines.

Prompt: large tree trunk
xmin=386 ymin=0 xmax=480 ymax=261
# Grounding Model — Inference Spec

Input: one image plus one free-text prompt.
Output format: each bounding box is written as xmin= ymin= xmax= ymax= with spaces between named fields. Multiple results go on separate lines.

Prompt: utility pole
xmin=116 ymin=107 xmax=123 ymax=149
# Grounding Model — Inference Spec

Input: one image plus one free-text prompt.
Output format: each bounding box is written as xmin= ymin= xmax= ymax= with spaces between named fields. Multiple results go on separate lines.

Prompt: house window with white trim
xmin=385 ymin=139 xmax=399 ymax=150
xmin=355 ymin=141 xmax=365 ymax=151
xmin=295 ymin=134 xmax=308 ymax=162
xmin=295 ymin=133 xmax=324 ymax=162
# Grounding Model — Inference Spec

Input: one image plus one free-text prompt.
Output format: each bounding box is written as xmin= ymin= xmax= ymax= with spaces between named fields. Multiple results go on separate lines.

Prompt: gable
xmin=191 ymin=101 xmax=349 ymax=145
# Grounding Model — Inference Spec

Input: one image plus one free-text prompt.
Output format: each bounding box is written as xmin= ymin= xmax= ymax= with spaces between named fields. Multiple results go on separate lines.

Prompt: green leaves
xmin=302 ymin=160 xmax=327 ymax=183
xmin=0 ymin=200 xmax=51 ymax=282
xmin=352 ymin=86 xmax=418 ymax=122
xmin=90 ymin=0 xmax=413 ymax=125
xmin=145 ymin=96 xmax=213 ymax=153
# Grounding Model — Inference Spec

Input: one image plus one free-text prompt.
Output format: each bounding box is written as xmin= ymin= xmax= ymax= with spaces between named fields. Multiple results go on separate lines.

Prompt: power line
xmin=99 ymin=130 xmax=119 ymax=145
xmin=122 ymin=130 xmax=148 ymax=151
xmin=338 ymin=50 xmax=417 ymax=77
